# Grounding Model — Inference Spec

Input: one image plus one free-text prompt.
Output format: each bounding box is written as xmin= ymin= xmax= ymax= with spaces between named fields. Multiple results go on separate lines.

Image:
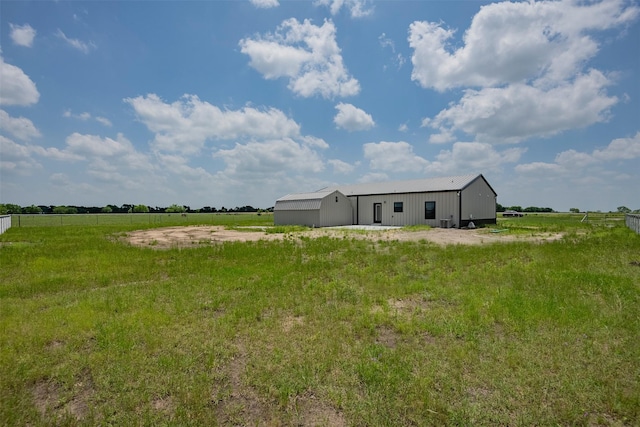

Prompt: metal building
xmin=274 ymin=174 xmax=497 ymax=228
xmin=274 ymin=189 xmax=353 ymax=227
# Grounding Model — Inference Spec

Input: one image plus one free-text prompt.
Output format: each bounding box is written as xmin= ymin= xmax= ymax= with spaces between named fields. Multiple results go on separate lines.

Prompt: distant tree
xmin=101 ymin=206 xmax=113 ymax=213
xmin=617 ymin=206 xmax=631 ymax=214
xmin=496 ymin=203 xmax=505 ymax=212
xmin=53 ymin=206 xmax=78 ymax=214
xmin=133 ymin=204 xmax=149 ymax=213
xmin=0 ymin=203 xmax=22 ymax=214
xmin=23 ymin=205 xmax=42 ymax=214
xmin=569 ymin=208 xmax=580 ymax=213
xmin=166 ymin=204 xmax=186 ymax=213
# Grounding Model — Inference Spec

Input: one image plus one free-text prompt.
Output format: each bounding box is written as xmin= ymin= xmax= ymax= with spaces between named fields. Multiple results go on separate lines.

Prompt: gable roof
xmin=274 ymin=189 xmax=339 ymax=211
xmin=321 ymin=174 xmax=495 ymax=197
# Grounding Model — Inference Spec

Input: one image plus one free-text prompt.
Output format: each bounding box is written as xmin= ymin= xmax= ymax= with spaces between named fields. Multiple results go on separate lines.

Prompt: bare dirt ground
xmin=123 ymin=225 xmax=563 ymax=249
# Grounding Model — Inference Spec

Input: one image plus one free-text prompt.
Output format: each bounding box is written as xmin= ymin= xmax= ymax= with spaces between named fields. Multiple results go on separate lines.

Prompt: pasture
xmin=0 ymin=213 xmax=638 ymax=426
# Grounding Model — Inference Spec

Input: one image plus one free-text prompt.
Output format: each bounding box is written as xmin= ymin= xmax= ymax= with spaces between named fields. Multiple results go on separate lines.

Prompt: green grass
xmin=1 ymin=214 xmax=639 ymax=425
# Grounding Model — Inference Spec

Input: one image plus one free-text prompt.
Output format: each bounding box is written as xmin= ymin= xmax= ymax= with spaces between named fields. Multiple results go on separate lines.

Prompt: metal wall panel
xmin=461 ymin=177 xmax=496 ymax=222
xmin=351 ymin=191 xmax=460 ymax=227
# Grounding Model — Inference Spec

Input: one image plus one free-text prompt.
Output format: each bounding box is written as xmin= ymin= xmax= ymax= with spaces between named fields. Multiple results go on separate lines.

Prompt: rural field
xmin=0 ymin=213 xmax=638 ymax=426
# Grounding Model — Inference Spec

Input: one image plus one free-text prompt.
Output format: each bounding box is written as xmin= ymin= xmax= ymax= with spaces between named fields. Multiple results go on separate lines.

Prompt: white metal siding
xmin=319 ymin=191 xmax=353 ymax=226
xmin=351 ymin=191 xmax=460 ymax=227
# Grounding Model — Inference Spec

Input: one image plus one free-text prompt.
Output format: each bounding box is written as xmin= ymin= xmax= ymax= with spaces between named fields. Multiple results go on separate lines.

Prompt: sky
xmin=1 ymin=0 xmax=639 ymax=212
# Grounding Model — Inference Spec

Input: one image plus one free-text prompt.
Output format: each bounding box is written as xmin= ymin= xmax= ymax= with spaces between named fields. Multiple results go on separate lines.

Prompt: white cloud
xmin=0 ymin=110 xmax=41 ymax=141
xmin=315 ymin=0 xmax=373 ymax=18
xmin=214 ymin=138 xmax=325 ymax=179
xmin=427 ymin=142 xmax=525 ymax=175
xmin=363 ymin=141 xmax=429 ymax=173
xmin=125 ymin=94 xmax=302 ymax=154
xmin=516 ymin=132 xmax=640 ymax=176
xmin=334 ymin=103 xmax=375 ymax=131
xmin=250 ymin=0 xmax=279 ymax=8
xmin=63 ymin=110 xmax=112 ymax=126
xmin=409 ymin=0 xmax=638 ymax=91
xmin=427 ymin=70 xmax=617 ymax=143
xmin=56 ymin=29 xmax=96 ymax=54
xmin=0 ymin=55 xmax=39 ymax=106
xmin=398 ymin=123 xmax=408 ymax=133
xmin=412 ymin=0 xmax=638 ymax=146
xmin=328 ymin=159 xmax=355 ymax=174
xmin=0 ymin=135 xmax=42 ymax=175
xmin=9 ymin=23 xmax=36 ymax=47
xmin=239 ymin=18 xmax=360 ymax=98
xmin=95 ymin=117 xmax=113 ymax=127
xmin=379 ymin=33 xmax=405 ymax=70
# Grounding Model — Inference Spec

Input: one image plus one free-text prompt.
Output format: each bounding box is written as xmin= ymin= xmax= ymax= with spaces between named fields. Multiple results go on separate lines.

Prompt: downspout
xmin=458 ymin=190 xmax=462 ymax=229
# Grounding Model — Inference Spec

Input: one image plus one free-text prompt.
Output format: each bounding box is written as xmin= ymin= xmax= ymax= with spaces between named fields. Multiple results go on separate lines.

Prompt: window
xmin=425 ymin=201 xmax=436 ymax=219
xmin=394 ymin=202 xmax=403 ymax=213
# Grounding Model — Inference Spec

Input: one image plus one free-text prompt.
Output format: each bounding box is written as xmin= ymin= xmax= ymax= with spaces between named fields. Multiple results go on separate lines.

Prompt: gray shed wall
xmin=274 ymin=210 xmax=320 ymax=227
xmin=460 ymin=177 xmax=496 ymax=225
xmin=319 ymin=191 xmax=353 ymax=226
xmin=274 ymin=190 xmax=352 ymax=227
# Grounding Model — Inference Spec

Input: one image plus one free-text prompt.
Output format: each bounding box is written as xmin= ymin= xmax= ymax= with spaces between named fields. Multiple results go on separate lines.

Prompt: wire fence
xmin=7 ymin=212 xmax=272 ymax=228
xmin=626 ymin=214 xmax=640 ymax=234
xmin=0 ymin=215 xmax=11 ymax=235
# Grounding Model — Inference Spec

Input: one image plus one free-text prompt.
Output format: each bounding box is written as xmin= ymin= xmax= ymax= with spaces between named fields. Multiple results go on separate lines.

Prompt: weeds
xmin=0 ymin=214 xmax=638 ymax=425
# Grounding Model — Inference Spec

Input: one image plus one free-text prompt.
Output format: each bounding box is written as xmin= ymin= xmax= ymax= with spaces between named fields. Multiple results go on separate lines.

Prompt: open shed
xmin=274 ymin=189 xmax=353 ymax=228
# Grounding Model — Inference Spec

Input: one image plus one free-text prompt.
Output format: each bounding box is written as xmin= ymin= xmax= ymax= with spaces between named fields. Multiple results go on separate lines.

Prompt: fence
xmin=0 ymin=215 xmax=11 ymax=235
xmin=626 ymin=214 xmax=640 ymax=234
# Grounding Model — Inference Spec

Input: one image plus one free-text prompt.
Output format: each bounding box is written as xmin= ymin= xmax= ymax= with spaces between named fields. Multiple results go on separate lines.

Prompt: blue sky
xmin=1 ymin=0 xmax=639 ymax=211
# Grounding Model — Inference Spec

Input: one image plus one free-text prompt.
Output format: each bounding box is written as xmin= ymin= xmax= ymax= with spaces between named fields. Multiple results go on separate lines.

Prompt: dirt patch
xmin=32 ymin=369 xmax=94 ymax=421
xmin=290 ymin=392 xmax=347 ymax=427
xmin=123 ymin=226 xmax=563 ymax=249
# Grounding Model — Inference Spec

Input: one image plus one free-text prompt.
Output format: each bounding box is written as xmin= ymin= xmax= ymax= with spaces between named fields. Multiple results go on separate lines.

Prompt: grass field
xmin=1 ymin=214 xmax=638 ymax=425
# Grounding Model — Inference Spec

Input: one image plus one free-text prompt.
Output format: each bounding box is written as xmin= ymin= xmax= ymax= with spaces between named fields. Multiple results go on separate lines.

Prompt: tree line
xmin=0 ymin=203 xmax=274 ymax=215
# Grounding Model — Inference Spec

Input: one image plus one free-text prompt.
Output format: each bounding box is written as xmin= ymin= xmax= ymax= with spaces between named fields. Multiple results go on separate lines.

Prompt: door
xmin=373 ymin=203 xmax=382 ymax=224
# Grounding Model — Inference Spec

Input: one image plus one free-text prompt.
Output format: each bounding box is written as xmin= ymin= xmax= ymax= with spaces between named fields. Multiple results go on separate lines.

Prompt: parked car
xmin=502 ymin=210 xmax=524 ymax=217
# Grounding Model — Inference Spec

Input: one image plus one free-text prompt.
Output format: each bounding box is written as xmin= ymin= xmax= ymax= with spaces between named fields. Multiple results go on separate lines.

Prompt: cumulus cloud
xmin=214 ymin=138 xmax=325 ymax=179
xmin=363 ymin=141 xmax=429 ymax=173
xmin=516 ymin=132 xmax=640 ymax=176
xmin=0 ymin=135 xmax=42 ymax=175
xmin=125 ymin=94 xmax=302 ymax=154
xmin=334 ymin=103 xmax=375 ymax=131
xmin=0 ymin=55 xmax=39 ymax=106
xmin=315 ymin=0 xmax=373 ymax=18
xmin=10 ymin=23 xmax=36 ymax=47
xmin=56 ymin=29 xmax=96 ymax=53
xmin=427 ymin=70 xmax=617 ymax=143
xmin=412 ymin=0 xmax=638 ymax=145
xmin=409 ymin=0 xmax=638 ymax=91
xmin=0 ymin=110 xmax=41 ymax=141
xmin=328 ymin=158 xmax=356 ymax=174
xmin=427 ymin=142 xmax=525 ymax=175
xmin=250 ymin=0 xmax=279 ymax=8
xmin=239 ymin=18 xmax=360 ymax=98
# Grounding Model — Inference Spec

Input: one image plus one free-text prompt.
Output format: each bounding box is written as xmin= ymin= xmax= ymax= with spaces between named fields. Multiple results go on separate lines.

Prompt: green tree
xmin=133 ymin=204 xmax=149 ymax=213
xmin=165 ymin=204 xmax=186 ymax=213
xmin=0 ymin=203 xmax=22 ymax=214
xmin=23 ymin=205 xmax=43 ymax=214
xmin=617 ymin=206 xmax=631 ymax=214
xmin=53 ymin=206 xmax=78 ymax=214
xmin=569 ymin=208 xmax=580 ymax=213
xmin=101 ymin=206 xmax=113 ymax=213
